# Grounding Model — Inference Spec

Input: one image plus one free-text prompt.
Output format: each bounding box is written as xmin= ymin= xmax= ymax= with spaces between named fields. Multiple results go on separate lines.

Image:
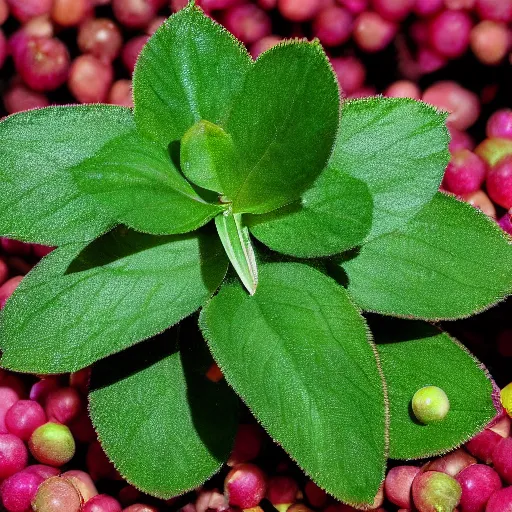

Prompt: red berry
xmin=487 ymin=109 xmax=512 ymax=140
xmin=0 ymin=434 xmax=28 ymax=479
xmin=224 ymin=463 xmax=267 ymax=509
xmin=486 ymin=486 xmax=512 ymax=512
xmin=1 ymin=470 xmax=44 ymax=512
xmin=228 ymin=424 xmax=263 ymax=466
xmin=312 ymin=6 xmax=353 ymax=47
xmin=456 ymin=464 xmax=502 ymax=512
xmin=465 ymin=428 xmax=503 ymax=463
xmin=222 ymin=4 xmax=271 ymax=45
xmin=491 ymin=436 xmax=512 ymax=484
xmin=384 ymin=465 xmax=420 ymax=508
xmin=45 ymin=387 xmax=82 ymax=425
xmin=83 ymin=494 xmax=123 ymax=512
xmin=486 ymin=155 xmax=512 ymax=209
xmin=6 ymin=400 xmax=47 ymax=441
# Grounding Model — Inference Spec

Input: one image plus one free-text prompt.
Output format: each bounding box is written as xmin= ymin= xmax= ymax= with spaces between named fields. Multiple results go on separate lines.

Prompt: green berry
xmin=29 ymin=422 xmax=76 ymax=466
xmin=412 ymin=386 xmax=450 ymax=424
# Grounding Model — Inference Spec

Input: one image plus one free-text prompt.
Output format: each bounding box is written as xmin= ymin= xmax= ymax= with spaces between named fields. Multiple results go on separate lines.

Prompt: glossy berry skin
xmin=29 ymin=422 xmax=76 ymax=467
xmin=5 ymin=400 xmax=47 ymax=440
xmin=491 ymin=437 xmax=512 ymax=484
xmin=78 ymin=18 xmax=123 ymax=63
xmin=1 ymin=470 xmax=44 ymax=512
xmin=0 ymin=434 xmax=28 ymax=479
xmin=486 ymin=486 xmax=512 ymax=512
xmin=465 ymin=428 xmax=503 ymax=463
xmin=486 ymin=155 xmax=512 ymax=209
xmin=412 ymin=471 xmax=462 ymax=512
xmin=224 ymin=463 xmax=267 ymax=509
xmin=412 ymin=386 xmax=450 ymax=424
xmin=45 ymin=387 xmax=82 ymax=425
xmin=487 ymin=110 xmax=512 ymax=140
xmin=384 ymin=465 xmax=420 ymax=508
xmin=443 ymin=150 xmax=487 ymax=195
xmin=456 ymin=464 xmax=501 ymax=512
xmin=423 ymin=449 xmax=476 ymax=477
xmin=83 ymin=494 xmax=123 ymax=512
xmin=31 ymin=476 xmax=82 ymax=512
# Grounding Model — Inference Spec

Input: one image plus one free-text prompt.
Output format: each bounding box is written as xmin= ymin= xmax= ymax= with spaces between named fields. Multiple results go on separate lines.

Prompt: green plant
xmin=0 ymin=1 xmax=511 ymax=507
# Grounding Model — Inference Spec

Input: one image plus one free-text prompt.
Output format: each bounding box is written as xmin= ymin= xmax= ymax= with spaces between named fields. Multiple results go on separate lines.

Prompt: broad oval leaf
xmin=225 ymin=41 xmax=340 ymax=214
xmin=338 ymin=193 xmax=512 ymax=320
xmin=372 ymin=317 xmax=498 ymax=459
xmin=330 ymin=98 xmax=450 ymax=240
xmin=200 ymin=263 xmax=387 ymax=506
xmin=133 ymin=4 xmax=252 ymax=147
xmin=0 ymin=227 xmax=228 ymax=373
xmin=90 ymin=330 xmax=239 ymax=498
xmin=0 ymin=105 xmax=135 ymax=245
xmin=73 ymin=130 xmax=224 ymax=235
xmin=180 ymin=120 xmax=235 ymax=194
xmin=247 ymin=168 xmax=373 ymax=258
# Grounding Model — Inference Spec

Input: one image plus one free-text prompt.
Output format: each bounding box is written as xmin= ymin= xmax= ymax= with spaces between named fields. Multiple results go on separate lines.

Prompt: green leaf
xmin=329 ymin=98 xmax=450 ymax=239
xmin=200 ymin=263 xmax=386 ymax=506
xmin=372 ymin=317 xmax=498 ymax=459
xmin=247 ymin=168 xmax=373 ymax=258
xmin=73 ymin=130 xmax=224 ymax=235
xmin=0 ymin=227 xmax=228 ymax=373
xmin=90 ymin=330 xmax=238 ymax=498
xmin=180 ymin=120 xmax=236 ymax=194
xmin=338 ymin=193 xmax=512 ymax=320
xmin=225 ymin=41 xmax=340 ymax=214
xmin=0 ymin=105 xmax=135 ymax=245
xmin=133 ymin=4 xmax=252 ymax=147
xmin=215 ymin=212 xmax=258 ymax=295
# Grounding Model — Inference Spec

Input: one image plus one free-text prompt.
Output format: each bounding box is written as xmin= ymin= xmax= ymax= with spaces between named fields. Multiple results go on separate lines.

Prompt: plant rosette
xmin=0 ymin=1 xmax=511 ymax=508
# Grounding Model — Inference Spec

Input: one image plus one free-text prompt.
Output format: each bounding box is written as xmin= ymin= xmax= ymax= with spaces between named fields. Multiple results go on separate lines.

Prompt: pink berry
xmin=0 ymin=238 xmax=31 ymax=256
xmin=466 ymin=428 xmax=503 ymax=463
xmin=228 ymin=424 xmax=263 ymax=467
xmin=2 ymin=82 xmax=50 ymax=114
xmin=384 ymin=465 xmax=420 ymax=508
xmin=463 ymin=190 xmax=497 ymax=218
xmin=6 ymin=0 xmax=52 ymax=22
xmin=23 ymin=465 xmax=61 ymax=481
xmin=0 ymin=434 xmax=28 ymax=479
xmin=45 ymin=387 xmax=82 ymax=425
xmin=15 ymin=36 xmax=70 ymax=92
xmin=312 ymin=6 xmax=353 ymax=47
xmin=498 ymin=213 xmax=512 ymax=237
xmin=122 ymin=35 xmax=149 ymax=74
xmin=449 ymin=126 xmax=475 ymax=152
xmin=30 ymin=378 xmax=61 ymax=404
xmin=416 ymin=47 xmax=447 ymax=75
xmin=86 ymin=441 xmax=117 ymax=481
xmin=51 ymin=0 xmax=91 ymax=27
xmin=470 ymin=21 xmax=509 ymax=65
xmin=112 ymin=0 xmax=158 ymax=29
xmin=353 ymin=11 xmax=397 ymax=52
xmin=428 ymin=10 xmax=473 ymax=59
xmin=445 ymin=0 xmax=475 ymax=8
xmin=0 ymin=387 xmax=20 ymax=434
xmin=422 ymin=81 xmax=480 ymax=131
xmin=29 ymin=422 xmax=76 ymax=467
xmin=0 ymin=0 xmax=8 ymax=25
xmin=6 ymin=400 xmax=47 ymax=441
xmin=222 ymin=4 xmax=271 ymax=45
xmin=385 ymin=80 xmax=421 ymax=99
xmin=78 ymin=18 xmax=123 ymax=63
xmin=266 ymin=476 xmax=299 ymax=506
xmin=62 ymin=470 xmax=98 ymax=502
xmin=456 ymin=464 xmax=502 ymax=512
xmin=412 ymin=471 xmax=462 ymax=512
xmin=487 ymin=109 xmax=512 ymax=140
xmin=146 ymin=16 xmax=166 ymax=35
xmin=486 ymin=486 xmax=512 ymax=512
xmin=83 ymin=494 xmax=123 ymax=512
xmin=475 ymin=0 xmax=512 ymax=22
xmin=330 ymin=56 xmax=366 ymax=95
xmin=1 ymin=470 xmax=44 ymax=512
xmin=371 ymin=0 xmax=415 ymax=21
xmin=443 ymin=149 xmax=487 ymax=195
xmin=491 ymin=436 xmax=512 ymax=483
xmin=277 ymin=0 xmax=321 ymax=21
xmin=68 ymin=55 xmax=114 ymax=103
xmin=486 ymin=155 xmax=512 ymax=209
xmin=224 ymin=463 xmax=267 ymax=509
xmin=0 ymin=276 xmax=23 ymax=309
xmin=250 ymin=35 xmax=281 ymax=58
xmin=31 ymin=476 xmax=82 ymax=512
xmin=338 ymin=0 xmax=368 ymax=14
xmin=195 ymin=488 xmax=227 ymax=512
xmin=304 ymin=481 xmax=328 ymax=508
xmin=414 ymin=0 xmax=443 ymax=16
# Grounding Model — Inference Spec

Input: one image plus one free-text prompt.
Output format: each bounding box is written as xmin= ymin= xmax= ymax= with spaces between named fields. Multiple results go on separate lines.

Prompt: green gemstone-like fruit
xmin=412 ymin=386 xmax=450 ymax=424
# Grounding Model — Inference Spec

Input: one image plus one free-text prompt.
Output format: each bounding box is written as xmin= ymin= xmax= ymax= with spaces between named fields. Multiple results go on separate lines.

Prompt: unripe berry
xmin=412 ymin=471 xmax=462 ymax=512
xmin=475 ymin=138 xmax=512 ymax=167
xmin=412 ymin=386 xmax=450 ymax=424
xmin=224 ymin=463 xmax=267 ymax=509
xmin=502 ymin=382 xmax=512 ymax=417
xmin=31 ymin=476 xmax=82 ymax=512
xmin=29 ymin=422 xmax=76 ymax=466
xmin=62 ymin=470 xmax=98 ymax=502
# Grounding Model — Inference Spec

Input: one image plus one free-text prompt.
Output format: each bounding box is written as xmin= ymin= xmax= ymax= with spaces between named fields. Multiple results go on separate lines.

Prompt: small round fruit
xmin=29 ymin=422 xmax=75 ymax=467
xmin=412 ymin=386 xmax=450 ymax=424
xmin=501 ymin=382 xmax=512 ymax=418
xmin=412 ymin=471 xmax=462 ymax=512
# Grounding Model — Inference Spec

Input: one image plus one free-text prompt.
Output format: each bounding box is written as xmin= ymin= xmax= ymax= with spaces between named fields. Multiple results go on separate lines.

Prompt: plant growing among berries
xmin=0 ymin=1 xmax=511 ymax=507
